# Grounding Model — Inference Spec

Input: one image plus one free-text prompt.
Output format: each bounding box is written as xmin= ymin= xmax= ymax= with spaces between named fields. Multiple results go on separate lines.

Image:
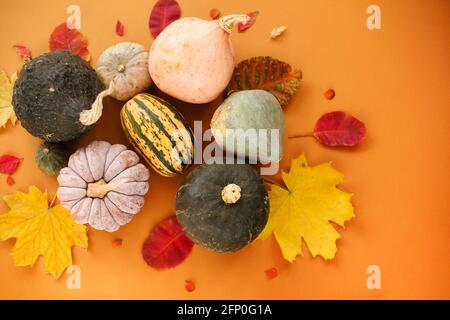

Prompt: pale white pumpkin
xmin=57 ymin=141 xmax=150 ymax=232
xmin=148 ymin=14 xmax=250 ymax=104
xmin=96 ymin=42 xmax=152 ymax=101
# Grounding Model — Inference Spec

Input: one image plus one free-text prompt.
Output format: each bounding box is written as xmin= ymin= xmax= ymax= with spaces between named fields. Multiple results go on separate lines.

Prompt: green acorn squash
xmin=176 ymin=163 xmax=269 ymax=252
xmin=35 ymin=141 xmax=69 ymax=176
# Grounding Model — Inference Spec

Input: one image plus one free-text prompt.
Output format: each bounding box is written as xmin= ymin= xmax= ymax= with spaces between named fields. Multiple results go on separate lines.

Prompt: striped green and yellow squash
xmin=120 ymin=93 xmax=194 ymax=177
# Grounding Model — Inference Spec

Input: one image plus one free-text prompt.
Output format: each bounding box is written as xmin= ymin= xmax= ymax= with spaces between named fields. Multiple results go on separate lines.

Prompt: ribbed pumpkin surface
xmin=120 ymin=93 xmax=194 ymax=177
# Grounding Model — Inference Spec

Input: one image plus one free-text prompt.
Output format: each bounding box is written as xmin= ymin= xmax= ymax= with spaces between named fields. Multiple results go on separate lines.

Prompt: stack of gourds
xmin=11 ymin=14 xmax=291 ymax=252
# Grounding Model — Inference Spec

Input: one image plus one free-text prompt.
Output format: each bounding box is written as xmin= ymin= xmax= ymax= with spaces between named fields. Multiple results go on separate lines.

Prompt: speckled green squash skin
xmin=120 ymin=93 xmax=195 ymax=177
xmin=35 ymin=141 xmax=69 ymax=176
xmin=176 ymin=164 xmax=269 ymax=253
xmin=211 ymin=89 xmax=284 ymax=163
xmin=13 ymin=51 xmax=104 ymax=142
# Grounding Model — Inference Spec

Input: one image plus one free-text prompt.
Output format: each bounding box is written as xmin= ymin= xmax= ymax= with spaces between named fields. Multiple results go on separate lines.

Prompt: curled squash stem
xmin=86 ymin=178 xmax=126 ymax=199
xmin=218 ymin=14 xmax=250 ymax=33
xmin=79 ymin=81 xmax=115 ymax=126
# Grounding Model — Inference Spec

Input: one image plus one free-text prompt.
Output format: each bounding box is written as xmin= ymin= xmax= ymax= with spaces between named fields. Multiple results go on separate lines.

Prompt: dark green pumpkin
xmin=35 ymin=141 xmax=69 ymax=176
xmin=176 ymin=164 xmax=269 ymax=252
xmin=13 ymin=51 xmax=104 ymax=142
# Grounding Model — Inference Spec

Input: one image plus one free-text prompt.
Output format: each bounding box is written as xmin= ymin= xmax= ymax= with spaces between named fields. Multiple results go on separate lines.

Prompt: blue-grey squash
xmin=211 ymin=90 xmax=284 ymax=163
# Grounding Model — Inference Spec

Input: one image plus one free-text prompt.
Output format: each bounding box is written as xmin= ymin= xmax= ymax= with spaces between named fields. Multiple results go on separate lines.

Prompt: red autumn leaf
xmin=185 ymin=280 xmax=195 ymax=292
xmin=237 ymin=11 xmax=259 ymax=33
xmin=49 ymin=22 xmax=91 ymax=61
xmin=6 ymin=175 xmax=15 ymax=186
xmin=265 ymin=267 xmax=278 ymax=280
xmin=115 ymin=20 xmax=125 ymax=37
xmin=313 ymin=111 xmax=366 ymax=146
xmin=13 ymin=45 xmax=32 ymax=59
xmin=0 ymin=155 xmax=22 ymax=175
xmin=289 ymin=112 xmax=366 ymax=146
xmin=149 ymin=0 xmax=181 ymax=38
xmin=209 ymin=8 xmax=221 ymax=20
xmin=142 ymin=216 xmax=193 ymax=270
xmin=112 ymin=239 xmax=123 ymax=247
xmin=324 ymin=89 xmax=336 ymax=100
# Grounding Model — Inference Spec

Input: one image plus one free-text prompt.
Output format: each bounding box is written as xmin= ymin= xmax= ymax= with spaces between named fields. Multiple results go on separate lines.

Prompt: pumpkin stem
xmin=221 ymin=183 xmax=241 ymax=204
xmin=218 ymin=14 xmax=250 ymax=33
xmin=117 ymin=64 xmax=126 ymax=73
xmin=79 ymin=81 xmax=115 ymax=126
xmin=86 ymin=178 xmax=125 ymax=199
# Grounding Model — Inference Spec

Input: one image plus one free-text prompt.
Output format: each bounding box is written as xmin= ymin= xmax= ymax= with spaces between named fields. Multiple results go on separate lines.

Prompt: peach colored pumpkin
xmin=57 ymin=141 xmax=150 ymax=232
xmin=148 ymin=14 xmax=250 ymax=104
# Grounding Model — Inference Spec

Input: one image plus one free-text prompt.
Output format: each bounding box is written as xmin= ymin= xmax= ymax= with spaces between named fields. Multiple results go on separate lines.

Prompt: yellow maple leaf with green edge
xmin=258 ymin=154 xmax=354 ymax=262
xmin=0 ymin=186 xmax=88 ymax=278
xmin=0 ymin=70 xmax=18 ymax=128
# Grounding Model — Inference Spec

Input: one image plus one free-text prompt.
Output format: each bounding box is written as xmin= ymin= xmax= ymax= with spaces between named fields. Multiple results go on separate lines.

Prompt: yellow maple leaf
xmin=0 ymin=186 xmax=88 ymax=278
xmin=0 ymin=70 xmax=18 ymax=128
xmin=258 ymin=154 xmax=354 ymax=262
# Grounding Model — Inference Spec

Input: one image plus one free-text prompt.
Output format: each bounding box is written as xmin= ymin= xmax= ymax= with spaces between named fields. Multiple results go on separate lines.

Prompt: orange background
xmin=0 ymin=0 xmax=449 ymax=299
